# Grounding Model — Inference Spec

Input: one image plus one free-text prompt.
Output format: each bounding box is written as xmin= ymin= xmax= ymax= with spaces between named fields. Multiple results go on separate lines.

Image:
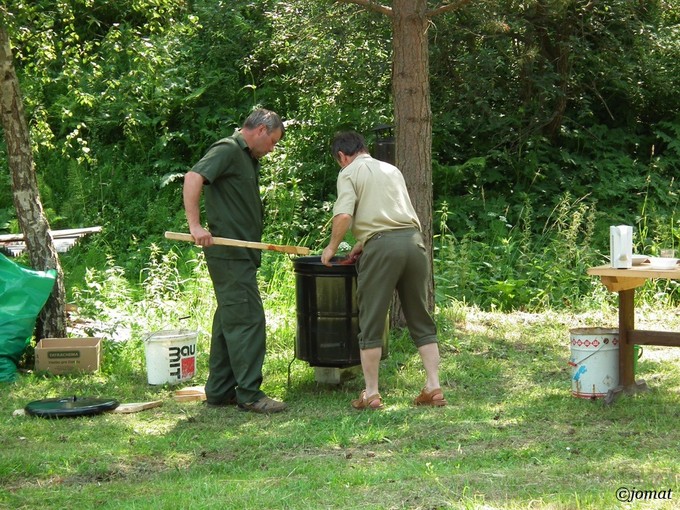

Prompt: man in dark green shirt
xmin=183 ymin=108 xmax=286 ymax=413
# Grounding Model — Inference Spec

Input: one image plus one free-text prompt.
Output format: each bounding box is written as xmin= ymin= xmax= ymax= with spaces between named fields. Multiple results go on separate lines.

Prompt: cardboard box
xmin=35 ymin=337 xmax=102 ymax=374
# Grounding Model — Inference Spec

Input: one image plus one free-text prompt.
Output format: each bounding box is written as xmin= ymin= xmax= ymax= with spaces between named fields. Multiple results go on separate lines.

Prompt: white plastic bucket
xmin=569 ymin=327 xmax=619 ymax=398
xmin=144 ymin=330 xmax=197 ymax=385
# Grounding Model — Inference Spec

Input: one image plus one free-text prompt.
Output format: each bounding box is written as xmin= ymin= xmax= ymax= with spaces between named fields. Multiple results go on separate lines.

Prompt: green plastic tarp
xmin=0 ymin=253 xmax=56 ymax=382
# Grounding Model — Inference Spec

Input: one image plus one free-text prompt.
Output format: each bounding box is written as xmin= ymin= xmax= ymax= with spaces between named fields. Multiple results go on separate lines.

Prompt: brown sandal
xmin=351 ymin=390 xmax=383 ymax=410
xmin=414 ymin=388 xmax=447 ymax=407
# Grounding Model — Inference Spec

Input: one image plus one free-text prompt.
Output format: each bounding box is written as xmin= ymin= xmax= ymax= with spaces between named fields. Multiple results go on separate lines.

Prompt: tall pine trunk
xmin=0 ymin=24 xmax=66 ymax=340
xmin=391 ymin=0 xmax=435 ymax=321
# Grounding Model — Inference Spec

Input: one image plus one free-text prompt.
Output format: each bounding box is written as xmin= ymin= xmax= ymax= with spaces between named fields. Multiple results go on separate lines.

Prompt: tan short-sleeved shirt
xmin=332 ymin=153 xmax=421 ymax=243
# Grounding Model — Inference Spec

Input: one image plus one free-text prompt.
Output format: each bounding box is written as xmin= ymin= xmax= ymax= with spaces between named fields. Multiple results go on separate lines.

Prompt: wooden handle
xmin=164 ymin=231 xmax=310 ymax=256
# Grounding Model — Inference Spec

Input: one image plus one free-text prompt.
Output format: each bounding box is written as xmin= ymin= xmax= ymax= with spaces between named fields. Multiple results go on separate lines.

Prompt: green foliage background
xmin=2 ymin=0 xmax=680 ymax=311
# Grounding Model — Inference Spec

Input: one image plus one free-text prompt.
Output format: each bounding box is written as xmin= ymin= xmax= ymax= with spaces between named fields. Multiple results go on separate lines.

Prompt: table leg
xmin=619 ymin=288 xmax=635 ymax=387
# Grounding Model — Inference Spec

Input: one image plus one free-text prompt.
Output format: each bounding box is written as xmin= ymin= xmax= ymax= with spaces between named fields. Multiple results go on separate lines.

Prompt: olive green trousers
xmin=204 ymin=257 xmax=267 ymax=405
xmin=357 ymin=228 xmax=438 ymax=349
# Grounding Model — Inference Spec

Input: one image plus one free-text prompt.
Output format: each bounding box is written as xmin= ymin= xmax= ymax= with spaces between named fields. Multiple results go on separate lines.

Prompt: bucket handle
xmin=143 ymin=316 xmax=191 ymax=342
xmin=567 ymin=344 xmax=643 ymax=367
xmin=568 ymin=343 xmax=642 ymax=367
xmin=568 ymin=342 xmax=609 ymax=367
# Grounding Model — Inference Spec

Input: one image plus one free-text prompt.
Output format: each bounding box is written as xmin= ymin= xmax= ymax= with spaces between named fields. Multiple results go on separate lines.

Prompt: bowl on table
xmin=631 ymin=255 xmax=649 ymax=266
xmin=648 ymin=257 xmax=679 ymax=270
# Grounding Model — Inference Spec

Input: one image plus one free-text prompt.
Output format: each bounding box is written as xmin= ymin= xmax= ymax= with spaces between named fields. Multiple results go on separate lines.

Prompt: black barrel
xmin=294 ymin=256 xmax=388 ymax=367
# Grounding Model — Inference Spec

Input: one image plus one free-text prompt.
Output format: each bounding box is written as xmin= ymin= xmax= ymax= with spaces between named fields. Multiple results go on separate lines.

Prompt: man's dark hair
xmin=244 ymin=108 xmax=285 ymax=139
xmin=331 ymin=131 xmax=368 ymax=159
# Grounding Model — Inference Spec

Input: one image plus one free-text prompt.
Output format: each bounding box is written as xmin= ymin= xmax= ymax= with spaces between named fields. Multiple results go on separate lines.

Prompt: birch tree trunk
xmin=0 ymin=23 xmax=66 ymax=340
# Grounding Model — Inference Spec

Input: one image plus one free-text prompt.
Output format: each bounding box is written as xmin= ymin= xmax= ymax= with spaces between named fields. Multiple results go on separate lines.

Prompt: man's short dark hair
xmin=331 ymin=131 xmax=368 ymax=159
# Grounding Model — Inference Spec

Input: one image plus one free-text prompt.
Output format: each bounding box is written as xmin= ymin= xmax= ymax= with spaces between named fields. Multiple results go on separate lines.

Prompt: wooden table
xmin=587 ymin=264 xmax=680 ymax=400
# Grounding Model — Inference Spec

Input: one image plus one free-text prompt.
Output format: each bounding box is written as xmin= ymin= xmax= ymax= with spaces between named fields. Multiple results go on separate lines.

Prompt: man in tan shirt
xmin=321 ymin=131 xmax=446 ymax=410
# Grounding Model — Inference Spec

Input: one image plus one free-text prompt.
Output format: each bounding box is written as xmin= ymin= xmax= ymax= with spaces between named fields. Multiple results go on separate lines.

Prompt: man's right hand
xmin=321 ymin=246 xmax=337 ymax=266
xmin=189 ymin=226 xmax=213 ymax=247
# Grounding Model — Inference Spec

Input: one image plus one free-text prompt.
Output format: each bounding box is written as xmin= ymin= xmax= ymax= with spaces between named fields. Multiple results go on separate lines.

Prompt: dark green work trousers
xmin=205 ymin=257 xmax=267 ymax=405
xmin=357 ymin=228 xmax=438 ymax=349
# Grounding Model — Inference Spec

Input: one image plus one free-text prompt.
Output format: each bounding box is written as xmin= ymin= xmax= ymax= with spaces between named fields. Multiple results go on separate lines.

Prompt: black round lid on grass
xmin=24 ymin=396 xmax=119 ymax=418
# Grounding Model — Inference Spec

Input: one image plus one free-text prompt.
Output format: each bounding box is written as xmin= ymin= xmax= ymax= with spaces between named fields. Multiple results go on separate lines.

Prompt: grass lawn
xmin=2 ymin=305 xmax=680 ymax=509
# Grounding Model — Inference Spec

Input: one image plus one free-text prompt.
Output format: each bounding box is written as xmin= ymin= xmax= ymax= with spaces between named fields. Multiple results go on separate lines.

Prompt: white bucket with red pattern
xmin=569 ymin=328 xmax=619 ymax=398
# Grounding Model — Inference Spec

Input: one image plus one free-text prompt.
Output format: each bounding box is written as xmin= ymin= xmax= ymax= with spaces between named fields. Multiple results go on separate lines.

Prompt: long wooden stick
xmin=165 ymin=231 xmax=310 ymax=256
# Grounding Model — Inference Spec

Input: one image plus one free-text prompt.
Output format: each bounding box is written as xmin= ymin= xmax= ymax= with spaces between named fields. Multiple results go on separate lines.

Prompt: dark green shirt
xmin=191 ymin=131 xmax=263 ymax=265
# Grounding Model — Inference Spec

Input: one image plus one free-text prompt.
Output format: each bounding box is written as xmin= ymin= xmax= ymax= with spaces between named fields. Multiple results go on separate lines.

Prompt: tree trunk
xmin=336 ymin=0 xmax=471 ymax=321
xmin=391 ymin=0 xmax=435 ymax=322
xmin=0 ymin=24 xmax=66 ymax=340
